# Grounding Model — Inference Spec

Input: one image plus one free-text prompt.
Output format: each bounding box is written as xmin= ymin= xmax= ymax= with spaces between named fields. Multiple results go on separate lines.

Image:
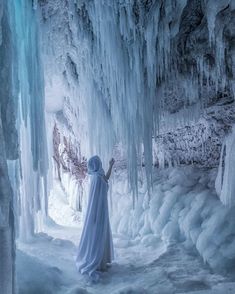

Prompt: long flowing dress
xmin=76 ymin=156 xmax=114 ymax=279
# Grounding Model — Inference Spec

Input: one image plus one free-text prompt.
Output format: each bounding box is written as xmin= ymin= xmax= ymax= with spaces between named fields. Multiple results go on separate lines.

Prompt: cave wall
xmin=0 ymin=2 xmax=18 ymax=293
xmin=0 ymin=1 xmax=50 ymax=292
xmin=154 ymin=97 xmax=235 ymax=168
xmin=153 ymin=0 xmax=235 ymax=167
xmin=38 ymin=0 xmax=235 ymax=198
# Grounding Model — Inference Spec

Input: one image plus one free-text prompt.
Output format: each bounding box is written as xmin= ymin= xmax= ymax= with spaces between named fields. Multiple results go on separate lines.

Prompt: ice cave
xmin=1 ymin=0 xmax=235 ymax=293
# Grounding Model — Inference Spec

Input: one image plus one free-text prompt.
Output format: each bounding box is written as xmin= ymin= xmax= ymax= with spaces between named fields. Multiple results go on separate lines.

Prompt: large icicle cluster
xmin=9 ymin=1 xmax=49 ymax=241
xmin=39 ymin=0 xmax=235 ymax=203
xmin=0 ymin=2 xmax=19 ymax=292
xmin=1 ymin=0 xmax=49 ymax=291
xmin=73 ymin=0 xmax=160 ymax=198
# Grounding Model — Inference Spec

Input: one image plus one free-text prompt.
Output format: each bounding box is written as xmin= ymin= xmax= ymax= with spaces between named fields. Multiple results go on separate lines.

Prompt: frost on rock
xmin=51 ymin=121 xmax=87 ymax=213
xmin=153 ymin=97 xmax=235 ymax=168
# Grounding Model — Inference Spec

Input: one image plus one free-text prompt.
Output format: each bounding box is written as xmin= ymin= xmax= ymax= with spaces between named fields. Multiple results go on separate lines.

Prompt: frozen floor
xmin=17 ymin=223 xmax=235 ymax=294
xmin=16 ymin=169 xmax=235 ymax=293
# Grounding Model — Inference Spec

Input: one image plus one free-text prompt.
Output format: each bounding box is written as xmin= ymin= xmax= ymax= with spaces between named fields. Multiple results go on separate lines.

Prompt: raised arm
xmin=105 ymin=158 xmax=115 ymax=181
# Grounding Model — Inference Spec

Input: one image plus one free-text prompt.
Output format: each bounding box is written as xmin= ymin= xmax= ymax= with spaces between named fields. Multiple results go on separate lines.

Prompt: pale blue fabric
xmin=76 ymin=156 xmax=114 ymax=280
xmin=87 ymin=155 xmax=105 ymax=176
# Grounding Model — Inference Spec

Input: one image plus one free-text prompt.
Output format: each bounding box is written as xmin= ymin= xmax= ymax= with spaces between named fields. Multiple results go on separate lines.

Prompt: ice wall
xmin=8 ymin=0 xmax=49 ymax=241
xmin=215 ymin=126 xmax=235 ymax=207
xmin=0 ymin=2 xmax=19 ymax=292
xmin=1 ymin=1 xmax=48 ymax=292
xmin=37 ymin=0 xmax=235 ymax=272
xmin=39 ymin=0 xmax=235 ymax=203
xmin=111 ymin=166 xmax=235 ymax=272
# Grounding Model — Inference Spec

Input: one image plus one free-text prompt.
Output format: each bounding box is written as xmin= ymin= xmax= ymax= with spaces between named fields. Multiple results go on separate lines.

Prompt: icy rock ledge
xmin=111 ymin=166 xmax=235 ymax=272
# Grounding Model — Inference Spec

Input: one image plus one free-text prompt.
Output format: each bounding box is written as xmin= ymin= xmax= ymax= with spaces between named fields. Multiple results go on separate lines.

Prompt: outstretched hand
xmin=106 ymin=158 xmax=115 ymax=181
xmin=109 ymin=158 xmax=115 ymax=167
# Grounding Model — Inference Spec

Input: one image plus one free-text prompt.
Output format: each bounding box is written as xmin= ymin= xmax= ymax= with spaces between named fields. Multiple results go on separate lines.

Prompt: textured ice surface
xmin=16 ymin=250 xmax=64 ymax=294
xmin=5 ymin=0 xmax=49 ymax=242
xmin=48 ymin=177 xmax=83 ymax=228
xmin=17 ymin=166 xmax=235 ymax=293
xmin=111 ymin=166 xmax=235 ymax=272
xmin=39 ymin=0 xmax=235 ymax=201
xmin=2 ymin=0 xmax=235 ymax=292
xmin=1 ymin=1 xmax=49 ymax=291
xmin=17 ymin=225 xmax=228 ymax=294
xmin=215 ymin=126 xmax=235 ymax=207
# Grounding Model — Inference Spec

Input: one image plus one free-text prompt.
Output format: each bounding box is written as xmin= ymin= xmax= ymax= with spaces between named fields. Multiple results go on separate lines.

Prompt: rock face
xmin=154 ymin=97 xmax=235 ymax=168
xmin=52 ymin=122 xmax=87 ymax=183
xmin=153 ymin=0 xmax=235 ymax=167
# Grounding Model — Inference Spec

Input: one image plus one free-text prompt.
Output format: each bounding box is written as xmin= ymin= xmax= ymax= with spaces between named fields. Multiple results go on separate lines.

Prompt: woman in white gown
xmin=76 ymin=155 xmax=114 ymax=280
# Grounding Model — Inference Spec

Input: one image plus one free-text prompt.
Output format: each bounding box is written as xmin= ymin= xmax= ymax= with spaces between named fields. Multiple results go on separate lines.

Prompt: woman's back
xmin=76 ymin=156 xmax=114 ymax=280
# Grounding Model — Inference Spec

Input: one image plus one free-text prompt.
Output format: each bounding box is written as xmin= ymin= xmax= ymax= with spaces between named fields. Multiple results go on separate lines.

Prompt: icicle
xmin=205 ymin=0 xmax=230 ymax=45
xmin=0 ymin=2 xmax=18 ymax=292
xmin=215 ymin=126 xmax=235 ymax=207
xmin=41 ymin=0 xmax=235 ymax=206
xmin=33 ymin=0 xmax=38 ymax=10
xmin=215 ymin=141 xmax=225 ymax=196
xmin=0 ymin=3 xmax=3 ymax=45
xmin=7 ymin=0 xmax=49 ymax=241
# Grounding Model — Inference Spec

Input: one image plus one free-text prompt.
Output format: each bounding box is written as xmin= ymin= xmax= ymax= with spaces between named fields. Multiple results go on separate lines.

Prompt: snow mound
xmin=16 ymin=250 xmax=64 ymax=294
xmin=111 ymin=166 xmax=235 ymax=272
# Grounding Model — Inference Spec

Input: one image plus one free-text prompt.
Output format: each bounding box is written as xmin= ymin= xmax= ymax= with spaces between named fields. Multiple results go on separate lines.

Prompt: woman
xmin=76 ymin=155 xmax=115 ymax=280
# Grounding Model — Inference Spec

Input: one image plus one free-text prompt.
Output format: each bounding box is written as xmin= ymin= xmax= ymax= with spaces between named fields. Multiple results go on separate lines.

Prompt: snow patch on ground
xmin=16 ymin=166 xmax=235 ymax=293
xmin=16 ymin=250 xmax=64 ymax=294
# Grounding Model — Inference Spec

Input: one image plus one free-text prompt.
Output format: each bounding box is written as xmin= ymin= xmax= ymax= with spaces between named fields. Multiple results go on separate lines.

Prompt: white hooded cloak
xmin=76 ymin=156 xmax=114 ymax=278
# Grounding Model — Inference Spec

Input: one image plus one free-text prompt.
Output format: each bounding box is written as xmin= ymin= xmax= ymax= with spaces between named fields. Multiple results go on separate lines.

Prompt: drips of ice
xmin=205 ymin=0 xmax=231 ymax=44
xmin=6 ymin=0 xmax=49 ymax=241
xmin=215 ymin=126 xmax=235 ymax=207
xmin=40 ymin=0 xmax=235 ymax=203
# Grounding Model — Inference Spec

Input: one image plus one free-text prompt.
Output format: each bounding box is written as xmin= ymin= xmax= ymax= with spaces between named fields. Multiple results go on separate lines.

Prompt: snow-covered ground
xmin=16 ymin=167 xmax=235 ymax=293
